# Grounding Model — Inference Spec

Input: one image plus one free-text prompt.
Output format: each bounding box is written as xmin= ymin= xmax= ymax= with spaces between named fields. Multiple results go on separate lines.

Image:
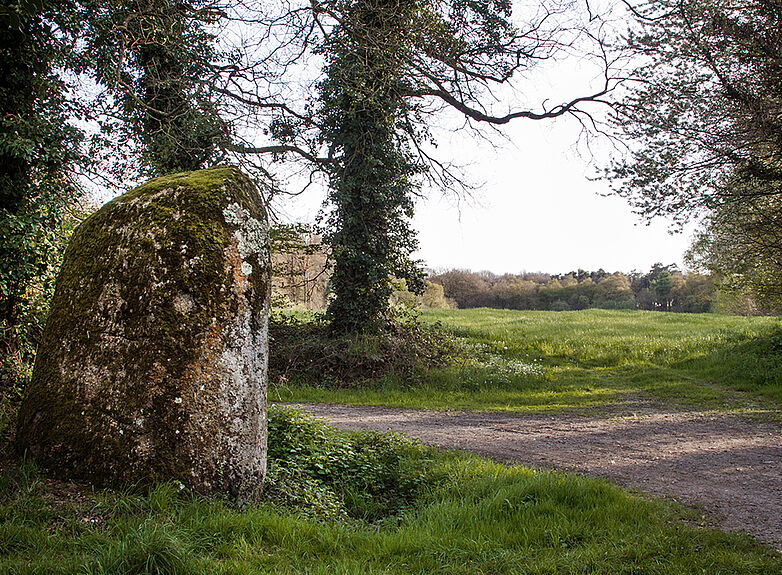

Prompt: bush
xmin=265 ymin=406 xmax=436 ymax=522
xmin=269 ymin=313 xmax=461 ymax=388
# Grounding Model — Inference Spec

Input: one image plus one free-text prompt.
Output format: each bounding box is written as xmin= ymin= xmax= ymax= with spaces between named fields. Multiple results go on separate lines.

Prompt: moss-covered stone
xmin=15 ymin=167 xmax=270 ymax=499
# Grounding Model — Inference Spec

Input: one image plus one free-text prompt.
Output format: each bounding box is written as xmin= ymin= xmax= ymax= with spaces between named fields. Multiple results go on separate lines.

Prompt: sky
xmin=273 ymin=93 xmax=695 ymax=278
xmin=273 ymin=123 xmax=695 ymax=277
xmin=410 ymin=119 xmax=695 ymax=276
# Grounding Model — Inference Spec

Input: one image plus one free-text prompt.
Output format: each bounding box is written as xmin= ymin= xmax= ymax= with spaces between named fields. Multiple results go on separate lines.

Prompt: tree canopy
xmin=610 ymin=0 xmax=782 ymax=308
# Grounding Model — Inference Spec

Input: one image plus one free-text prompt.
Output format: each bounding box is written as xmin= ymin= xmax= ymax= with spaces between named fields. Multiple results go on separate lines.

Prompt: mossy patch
xmin=15 ymin=167 xmax=270 ymax=495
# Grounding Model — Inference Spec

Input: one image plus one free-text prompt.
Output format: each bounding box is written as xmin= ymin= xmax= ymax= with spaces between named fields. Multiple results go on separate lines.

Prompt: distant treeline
xmin=428 ymin=265 xmax=715 ymax=313
xmin=269 ymin=226 xmax=768 ymax=315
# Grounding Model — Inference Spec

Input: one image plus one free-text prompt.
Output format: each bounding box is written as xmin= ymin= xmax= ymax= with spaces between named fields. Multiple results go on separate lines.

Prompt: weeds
xmin=269 ymin=312 xmax=462 ymax=388
xmin=265 ymin=406 xmax=434 ymax=522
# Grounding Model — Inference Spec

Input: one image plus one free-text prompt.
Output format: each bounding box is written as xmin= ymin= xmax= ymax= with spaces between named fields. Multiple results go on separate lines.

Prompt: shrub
xmin=265 ymin=406 xmax=436 ymax=522
xmin=269 ymin=313 xmax=461 ymax=388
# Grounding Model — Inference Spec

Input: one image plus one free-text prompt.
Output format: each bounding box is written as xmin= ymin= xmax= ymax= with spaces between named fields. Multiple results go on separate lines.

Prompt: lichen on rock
xmin=15 ymin=167 xmax=270 ymax=499
xmin=223 ymin=201 xmax=270 ymax=275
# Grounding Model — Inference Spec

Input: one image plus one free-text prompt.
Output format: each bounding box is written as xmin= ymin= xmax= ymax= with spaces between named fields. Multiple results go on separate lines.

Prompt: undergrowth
xmin=269 ymin=309 xmax=462 ymax=388
xmin=264 ymin=405 xmax=436 ymax=522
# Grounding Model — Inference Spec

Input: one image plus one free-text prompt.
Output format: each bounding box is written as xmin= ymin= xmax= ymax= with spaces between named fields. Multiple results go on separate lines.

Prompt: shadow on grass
xmin=674 ymin=327 xmax=782 ymax=405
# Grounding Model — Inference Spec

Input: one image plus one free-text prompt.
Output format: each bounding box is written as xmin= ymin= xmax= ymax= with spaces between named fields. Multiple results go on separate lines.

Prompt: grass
xmin=4 ymin=308 xmax=781 ymax=572
xmin=1 ymin=407 xmax=780 ymax=574
xmin=271 ymin=309 xmax=782 ymax=414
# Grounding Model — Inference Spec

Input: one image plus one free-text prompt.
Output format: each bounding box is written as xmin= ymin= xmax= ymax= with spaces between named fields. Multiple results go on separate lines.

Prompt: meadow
xmin=3 ymin=308 xmax=781 ymax=573
xmin=271 ymin=309 xmax=782 ymax=414
xmin=2 ymin=407 xmax=780 ymax=574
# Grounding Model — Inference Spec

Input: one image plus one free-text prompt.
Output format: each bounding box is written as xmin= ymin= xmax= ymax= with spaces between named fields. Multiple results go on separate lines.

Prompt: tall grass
xmin=272 ymin=309 xmax=782 ymax=412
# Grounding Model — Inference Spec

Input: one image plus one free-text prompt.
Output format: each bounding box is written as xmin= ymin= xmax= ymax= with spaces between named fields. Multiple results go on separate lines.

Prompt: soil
xmin=284 ymin=402 xmax=782 ymax=551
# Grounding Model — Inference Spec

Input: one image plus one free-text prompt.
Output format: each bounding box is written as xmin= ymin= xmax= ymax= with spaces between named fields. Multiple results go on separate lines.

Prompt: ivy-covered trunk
xmin=319 ymin=0 xmax=425 ymax=334
xmin=86 ymin=0 xmax=227 ymax=177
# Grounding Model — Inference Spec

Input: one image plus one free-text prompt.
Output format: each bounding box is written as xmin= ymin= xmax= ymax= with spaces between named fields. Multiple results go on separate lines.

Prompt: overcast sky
xmin=411 ymin=118 xmax=694 ymax=276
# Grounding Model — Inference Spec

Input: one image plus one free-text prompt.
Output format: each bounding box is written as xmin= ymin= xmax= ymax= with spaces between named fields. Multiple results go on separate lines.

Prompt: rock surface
xmin=16 ymin=167 xmax=270 ymax=498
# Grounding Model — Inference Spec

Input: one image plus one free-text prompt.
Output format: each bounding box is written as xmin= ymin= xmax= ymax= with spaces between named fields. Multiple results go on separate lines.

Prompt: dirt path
xmin=284 ymin=402 xmax=782 ymax=551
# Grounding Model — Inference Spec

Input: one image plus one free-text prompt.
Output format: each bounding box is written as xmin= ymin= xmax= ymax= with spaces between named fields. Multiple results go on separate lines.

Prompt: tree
xmin=418 ymin=281 xmax=451 ymax=309
xmin=83 ymin=0 xmax=229 ymax=176
xmin=431 ymin=269 xmax=491 ymax=309
xmin=316 ymin=0 xmax=617 ymax=332
xmin=318 ymin=0 xmax=426 ymax=332
xmin=687 ymin=179 xmax=782 ymax=309
xmin=0 ymin=0 xmax=83 ymax=389
xmin=492 ymin=276 xmax=538 ymax=309
xmin=652 ymin=270 xmax=672 ymax=311
xmin=538 ymin=278 xmax=564 ymax=310
xmin=610 ymin=0 xmax=782 ymax=307
xmin=672 ymin=272 xmax=713 ymax=312
xmin=595 ymin=273 xmax=634 ymax=307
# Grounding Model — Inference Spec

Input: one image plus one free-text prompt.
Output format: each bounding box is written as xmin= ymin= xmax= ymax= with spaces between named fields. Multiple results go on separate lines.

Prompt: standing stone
xmin=15 ymin=167 xmax=270 ymax=498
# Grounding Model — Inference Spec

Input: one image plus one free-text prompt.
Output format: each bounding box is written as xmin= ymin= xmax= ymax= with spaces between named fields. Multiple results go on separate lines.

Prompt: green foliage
xmin=0 ymin=0 xmax=84 ymax=423
xmin=319 ymin=0 xmax=426 ymax=333
xmin=83 ymin=0 xmax=228 ymax=176
xmin=418 ymin=280 xmax=452 ymax=309
xmin=687 ymin=183 xmax=782 ymax=311
xmin=652 ymin=270 xmax=673 ymax=310
xmin=269 ymin=311 xmax=460 ymax=387
xmin=265 ymin=406 xmax=433 ymax=521
xmin=610 ymin=0 xmax=782 ymax=307
xmin=390 ymin=279 xmax=454 ymax=310
xmin=275 ymin=308 xmax=782 ymax=412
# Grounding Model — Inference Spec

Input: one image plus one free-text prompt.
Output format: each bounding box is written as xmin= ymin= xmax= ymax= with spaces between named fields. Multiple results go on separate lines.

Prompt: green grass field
xmin=272 ymin=309 xmax=782 ymax=413
xmin=3 ymin=310 xmax=782 ymax=573
xmin=2 ymin=407 xmax=780 ymax=574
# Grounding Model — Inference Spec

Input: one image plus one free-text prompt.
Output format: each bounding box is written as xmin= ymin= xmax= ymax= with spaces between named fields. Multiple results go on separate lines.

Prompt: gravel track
xmin=285 ymin=402 xmax=782 ymax=551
